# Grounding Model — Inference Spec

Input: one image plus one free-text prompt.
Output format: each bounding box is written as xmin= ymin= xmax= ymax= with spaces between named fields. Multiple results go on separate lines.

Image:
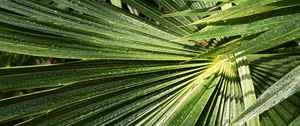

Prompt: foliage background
xmin=0 ymin=0 xmax=300 ymax=126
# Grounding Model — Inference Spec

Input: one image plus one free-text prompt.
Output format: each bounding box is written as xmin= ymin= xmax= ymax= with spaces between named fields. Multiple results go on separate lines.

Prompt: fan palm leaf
xmin=0 ymin=0 xmax=299 ymax=125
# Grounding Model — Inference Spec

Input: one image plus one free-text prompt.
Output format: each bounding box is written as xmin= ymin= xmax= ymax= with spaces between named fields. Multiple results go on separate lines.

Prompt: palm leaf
xmin=189 ymin=0 xmax=300 ymax=25
xmin=180 ymin=13 xmax=300 ymax=40
xmin=232 ymin=64 xmax=300 ymax=125
xmin=0 ymin=0 xmax=203 ymax=60
xmin=0 ymin=0 xmax=299 ymax=125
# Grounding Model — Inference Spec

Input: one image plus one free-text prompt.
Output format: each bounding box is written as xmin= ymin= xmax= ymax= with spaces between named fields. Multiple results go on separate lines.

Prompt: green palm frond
xmin=0 ymin=0 xmax=299 ymax=125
